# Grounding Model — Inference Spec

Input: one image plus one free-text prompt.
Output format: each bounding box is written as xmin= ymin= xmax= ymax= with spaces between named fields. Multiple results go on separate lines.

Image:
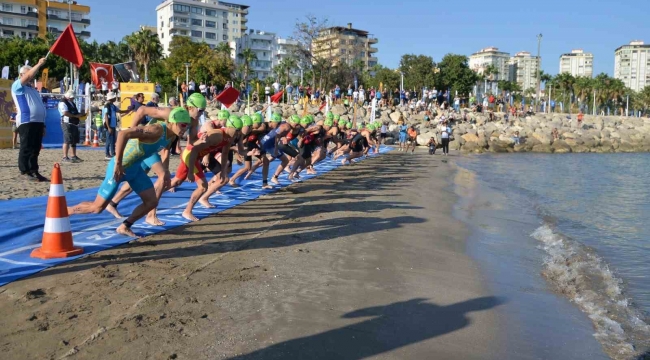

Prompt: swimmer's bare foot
xmin=228 ymin=180 xmax=239 ymax=187
xmin=182 ymin=211 xmax=200 ymax=222
xmin=168 ymin=187 xmax=176 ymax=193
xmin=199 ymin=199 xmax=215 ymax=208
xmin=105 ymin=204 xmax=124 ymax=219
xmin=262 ymin=184 xmax=273 ymax=189
xmin=341 ymin=159 xmax=348 ymax=165
xmin=244 ymin=171 xmax=254 ymax=180
xmin=270 ymin=176 xmax=280 ymax=185
xmin=145 ymin=215 xmax=165 ymax=226
xmin=116 ymin=224 xmax=140 ymax=238
xmin=306 ymin=167 xmax=316 ymax=175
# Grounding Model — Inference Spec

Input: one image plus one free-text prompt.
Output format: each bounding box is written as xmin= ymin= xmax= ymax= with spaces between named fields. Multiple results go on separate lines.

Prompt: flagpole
xmin=45 ymin=51 xmax=50 ymax=60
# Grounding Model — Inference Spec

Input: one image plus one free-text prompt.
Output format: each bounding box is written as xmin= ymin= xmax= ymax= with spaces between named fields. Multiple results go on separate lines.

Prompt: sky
xmin=88 ymin=0 xmax=650 ymax=77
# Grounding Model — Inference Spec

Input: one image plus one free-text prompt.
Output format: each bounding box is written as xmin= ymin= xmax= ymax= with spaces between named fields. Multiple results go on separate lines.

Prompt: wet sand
xmin=0 ymin=151 xmax=506 ymax=359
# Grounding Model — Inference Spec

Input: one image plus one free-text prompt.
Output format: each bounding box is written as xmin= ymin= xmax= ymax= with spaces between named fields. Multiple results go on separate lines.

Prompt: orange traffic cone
xmin=31 ymin=163 xmax=83 ymax=259
xmin=83 ymin=128 xmax=91 ymax=146
xmin=92 ymin=131 xmax=100 ymax=147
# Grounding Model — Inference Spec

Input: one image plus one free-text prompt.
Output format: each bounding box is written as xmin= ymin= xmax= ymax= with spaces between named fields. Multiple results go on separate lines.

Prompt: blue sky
xmin=89 ymin=0 xmax=650 ymax=77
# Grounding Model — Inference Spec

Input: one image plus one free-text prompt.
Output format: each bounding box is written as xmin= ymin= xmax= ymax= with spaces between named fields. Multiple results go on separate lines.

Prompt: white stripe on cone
xmin=44 ymin=217 xmax=72 ymax=233
xmin=49 ymin=184 xmax=65 ymax=197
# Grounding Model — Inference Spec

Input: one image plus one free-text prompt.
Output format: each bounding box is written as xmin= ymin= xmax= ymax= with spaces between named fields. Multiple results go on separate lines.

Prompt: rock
xmin=449 ymin=139 xmax=461 ymax=151
xmin=389 ymin=112 xmax=402 ymax=123
xmin=331 ymin=105 xmax=347 ymax=116
xmin=532 ymin=131 xmax=552 ymax=146
xmin=552 ymin=140 xmax=572 ymax=154
xmin=532 ymin=144 xmax=553 ymax=153
xmin=462 ymin=133 xmax=480 ymax=143
xmin=570 ymin=144 xmax=591 ymax=153
xmin=461 ymin=141 xmax=484 ymax=154
xmin=384 ymin=137 xmax=395 ymax=145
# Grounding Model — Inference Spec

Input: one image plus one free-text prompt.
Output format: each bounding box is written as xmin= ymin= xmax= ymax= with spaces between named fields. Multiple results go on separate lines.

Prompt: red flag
xmin=318 ymin=100 xmax=327 ymax=112
xmin=49 ymin=24 xmax=83 ymax=67
xmin=270 ymin=90 xmax=284 ymax=104
xmin=216 ymin=87 xmax=240 ymax=108
xmin=89 ymin=63 xmax=114 ymax=88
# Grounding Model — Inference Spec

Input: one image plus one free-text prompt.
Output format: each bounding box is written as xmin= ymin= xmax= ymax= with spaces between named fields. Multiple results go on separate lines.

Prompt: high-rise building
xmin=614 ymin=41 xmax=650 ymax=92
xmin=233 ymin=29 xmax=299 ymax=81
xmin=0 ymin=0 xmax=91 ymax=41
xmin=509 ymin=51 xmax=540 ymax=91
xmin=156 ymin=0 xmax=249 ymax=55
xmin=313 ymin=23 xmax=378 ymax=70
xmin=559 ymin=49 xmax=593 ymax=77
xmin=468 ymin=47 xmax=510 ymax=81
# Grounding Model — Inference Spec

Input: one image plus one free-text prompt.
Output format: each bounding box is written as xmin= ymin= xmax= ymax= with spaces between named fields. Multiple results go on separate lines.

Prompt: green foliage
xmin=436 ymin=54 xmax=478 ymax=96
xmin=162 ymin=36 xmax=234 ymax=89
xmin=398 ymin=54 xmax=436 ymax=90
xmin=125 ymin=29 xmax=162 ymax=82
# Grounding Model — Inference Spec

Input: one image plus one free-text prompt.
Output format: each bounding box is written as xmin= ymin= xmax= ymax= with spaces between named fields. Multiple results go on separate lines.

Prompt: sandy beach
xmin=0 ymin=150 xmax=513 ymax=359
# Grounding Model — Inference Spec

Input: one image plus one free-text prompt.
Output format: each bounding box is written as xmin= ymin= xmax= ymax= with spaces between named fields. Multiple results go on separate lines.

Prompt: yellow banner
xmin=0 ymin=79 xmax=14 ymax=148
xmin=380 ymin=82 xmax=383 ymax=92
xmin=41 ymin=68 xmax=49 ymax=87
xmin=118 ymin=83 xmax=155 ymax=128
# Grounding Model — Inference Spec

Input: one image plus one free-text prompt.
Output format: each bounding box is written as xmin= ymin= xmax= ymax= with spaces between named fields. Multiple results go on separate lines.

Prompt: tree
xmin=214 ymin=42 xmax=232 ymax=58
xmin=125 ymin=29 xmax=162 ymax=82
xmin=436 ymin=54 xmax=478 ymax=96
xmin=292 ymin=14 xmax=329 ymax=88
xmin=237 ymin=48 xmax=257 ymax=86
xmin=163 ymin=36 xmax=234 ymax=87
xmin=398 ymin=54 xmax=436 ymax=91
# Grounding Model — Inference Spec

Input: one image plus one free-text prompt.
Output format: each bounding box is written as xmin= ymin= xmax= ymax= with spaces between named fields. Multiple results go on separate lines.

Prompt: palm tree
xmin=237 ymin=48 xmax=258 ymax=87
xmin=280 ymin=56 xmax=297 ymax=86
xmin=215 ymin=42 xmax=232 ymax=59
xmin=125 ymin=29 xmax=162 ymax=82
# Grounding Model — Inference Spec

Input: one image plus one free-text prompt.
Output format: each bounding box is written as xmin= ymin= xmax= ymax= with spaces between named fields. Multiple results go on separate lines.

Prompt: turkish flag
xmin=270 ymin=90 xmax=284 ymax=103
xmin=90 ymin=63 xmax=114 ymax=88
xmin=216 ymin=87 xmax=240 ymax=108
xmin=49 ymin=24 xmax=84 ymax=67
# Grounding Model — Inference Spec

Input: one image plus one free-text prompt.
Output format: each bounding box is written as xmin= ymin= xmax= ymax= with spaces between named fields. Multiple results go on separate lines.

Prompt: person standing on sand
xmin=12 ymin=59 xmax=48 ymax=182
xmin=398 ymin=118 xmax=408 ymax=151
xmin=405 ymin=125 xmax=418 ymax=154
xmin=440 ymin=121 xmax=451 ymax=156
xmin=67 ymin=108 xmax=192 ymax=238
xmin=9 ymin=106 xmax=18 ymax=149
xmin=59 ymin=90 xmax=84 ymax=163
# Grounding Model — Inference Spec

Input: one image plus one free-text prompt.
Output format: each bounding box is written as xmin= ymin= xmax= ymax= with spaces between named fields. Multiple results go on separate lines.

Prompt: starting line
xmin=0 ymin=146 xmax=392 ymax=286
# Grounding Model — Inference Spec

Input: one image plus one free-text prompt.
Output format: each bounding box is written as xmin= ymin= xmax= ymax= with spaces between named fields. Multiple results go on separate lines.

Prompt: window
xmin=206 ymin=9 xmax=216 ymax=16
xmin=205 ymin=32 xmax=216 ymax=39
xmin=178 ymin=17 xmax=188 ymax=23
xmin=2 ymin=4 xmax=13 ymax=12
xmin=262 ymin=52 xmax=266 ymax=57
xmin=191 ymin=19 xmax=202 ymax=26
xmin=173 ymin=4 xmax=190 ymax=12
xmin=21 ymin=31 xmax=26 ymax=37
xmin=161 ymin=32 xmax=164 ymax=38
xmin=191 ymin=7 xmax=202 ymax=14
xmin=223 ymin=11 xmax=227 ymax=17
xmin=205 ymin=20 xmax=216 ymax=28
xmin=3 ymin=17 xmax=13 ymax=25
xmin=223 ymin=34 xmax=227 ymax=40
xmin=360 ymin=51 xmax=365 ymax=57
xmin=191 ymin=30 xmax=202 ymax=38
xmin=233 ymin=21 xmax=238 ymax=25
xmin=20 ymin=6 xmax=27 ymax=14
xmin=3 ymin=30 xmax=13 ymax=36
xmin=222 ymin=23 xmax=227 ymax=29
xmin=20 ymin=19 xmax=26 ymax=27
xmin=160 ymin=21 xmax=164 ymax=28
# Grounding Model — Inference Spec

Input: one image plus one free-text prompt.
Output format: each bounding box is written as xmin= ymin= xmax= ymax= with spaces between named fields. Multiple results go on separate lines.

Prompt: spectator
xmin=168 ymin=96 xmax=179 ymax=107
xmin=181 ymin=81 xmax=188 ymax=102
xmin=427 ymin=137 xmax=437 ymax=155
xmin=111 ymin=78 xmax=120 ymax=96
xmin=155 ymin=82 xmax=162 ymax=96
xmin=439 ymin=121 xmax=451 ymax=156
xmin=199 ymin=82 xmax=207 ymax=98
xmin=12 ymin=58 xmax=48 ymax=182
xmin=513 ymin=131 xmax=521 ymax=145
xmin=272 ymin=80 xmax=280 ymax=94
xmin=577 ymin=111 xmax=584 ymax=128
xmin=453 ymin=95 xmax=460 ymax=113
xmin=380 ymin=122 xmax=387 ymax=144
xmin=89 ymin=81 xmax=96 ymax=100
xmin=550 ymin=99 xmax=556 ymax=113
xmin=188 ymin=79 xmax=196 ymax=94
xmin=406 ymin=125 xmax=418 ymax=154
xmin=59 ymin=90 xmax=83 ymax=163
xmin=347 ymin=85 xmax=353 ymax=102
xmin=286 ymin=83 xmax=294 ymax=103
xmin=334 ymin=84 xmax=341 ymax=103
xmin=146 ymin=93 xmax=160 ymax=108
xmin=128 ymin=93 xmax=146 ymax=125
xmin=358 ymin=86 xmax=365 ymax=105
xmin=103 ymin=92 xmax=129 ymax=160
xmin=9 ymin=105 xmax=18 ymax=149
xmin=101 ymin=77 xmax=108 ymax=97
xmin=93 ymin=110 xmax=105 ymax=143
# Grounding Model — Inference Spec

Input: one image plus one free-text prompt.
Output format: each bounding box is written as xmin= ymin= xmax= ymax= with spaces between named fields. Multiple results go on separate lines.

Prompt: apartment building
xmin=232 ymin=29 xmax=299 ymax=81
xmin=0 ymin=0 xmax=91 ymax=40
xmin=614 ymin=40 xmax=650 ymax=92
xmin=559 ymin=49 xmax=594 ymax=77
xmin=509 ymin=51 xmax=540 ymax=91
xmin=469 ymin=47 xmax=510 ymax=81
xmin=156 ymin=0 xmax=249 ymax=55
xmin=313 ymin=23 xmax=378 ymax=70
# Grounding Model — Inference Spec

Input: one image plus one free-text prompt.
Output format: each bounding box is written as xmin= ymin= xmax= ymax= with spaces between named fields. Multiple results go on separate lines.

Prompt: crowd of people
xmin=60 ymin=92 xmax=385 ymax=238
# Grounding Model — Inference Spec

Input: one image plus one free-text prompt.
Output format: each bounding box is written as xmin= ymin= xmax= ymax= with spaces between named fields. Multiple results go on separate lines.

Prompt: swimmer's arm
xmin=114 ymin=124 xmax=163 ymax=166
xmin=237 ymin=137 xmax=246 ymax=156
xmin=161 ymin=145 xmax=171 ymax=171
xmin=129 ymin=107 xmax=171 ymax=128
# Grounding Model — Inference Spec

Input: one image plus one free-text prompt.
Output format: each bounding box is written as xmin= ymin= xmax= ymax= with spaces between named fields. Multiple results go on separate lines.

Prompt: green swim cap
xmin=326 ymin=111 xmax=334 ymax=120
xmin=300 ymin=116 xmax=311 ymax=126
xmin=187 ymin=93 xmax=207 ymax=110
xmin=334 ymin=114 xmax=341 ymax=121
xmin=218 ymin=109 xmax=230 ymax=120
xmin=251 ymin=113 xmax=263 ymax=124
xmin=271 ymin=112 xmax=282 ymax=123
xmin=241 ymin=115 xmax=253 ymax=127
xmin=324 ymin=119 xmax=334 ymax=127
xmin=367 ymin=124 xmax=376 ymax=131
xmin=307 ymin=114 xmax=315 ymax=122
xmin=227 ymin=115 xmax=243 ymax=129
xmin=290 ymin=114 xmax=300 ymax=124
xmin=168 ymin=107 xmax=191 ymax=124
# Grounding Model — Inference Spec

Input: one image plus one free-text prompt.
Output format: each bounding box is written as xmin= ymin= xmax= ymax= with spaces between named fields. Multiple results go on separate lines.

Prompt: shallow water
xmin=455 ymin=153 xmax=650 ymax=359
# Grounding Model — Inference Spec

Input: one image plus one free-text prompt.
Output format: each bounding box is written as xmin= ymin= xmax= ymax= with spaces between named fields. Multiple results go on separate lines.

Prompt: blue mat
xmin=0 ymin=146 xmax=391 ymax=286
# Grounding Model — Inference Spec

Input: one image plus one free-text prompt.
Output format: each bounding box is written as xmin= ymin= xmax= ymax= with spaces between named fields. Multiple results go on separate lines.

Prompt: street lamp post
xmin=184 ymin=62 xmax=190 ymax=90
xmin=536 ymin=33 xmax=543 ymax=112
xmin=400 ymin=72 xmax=404 ymax=94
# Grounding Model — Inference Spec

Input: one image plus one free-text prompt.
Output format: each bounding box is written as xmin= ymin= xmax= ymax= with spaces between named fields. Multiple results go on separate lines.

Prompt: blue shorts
xmin=98 ymin=158 xmax=154 ymax=200
xmin=261 ymin=136 xmax=281 ymax=159
xmin=399 ymin=133 xmax=407 ymax=143
xmin=140 ymin=153 xmax=161 ymax=173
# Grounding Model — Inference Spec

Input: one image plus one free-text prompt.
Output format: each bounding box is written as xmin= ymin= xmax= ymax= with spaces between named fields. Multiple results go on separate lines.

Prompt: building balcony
xmin=368 ymin=47 xmax=378 ymax=53
xmin=0 ymin=9 xmax=38 ymax=18
xmin=368 ymin=37 xmax=378 ymax=44
xmin=367 ymin=56 xmax=378 ymax=62
xmin=241 ymin=17 xmax=248 ymax=23
xmin=242 ymin=9 xmax=249 ymax=15
xmin=241 ymin=25 xmax=247 ymax=31
xmin=46 ymin=27 xmax=90 ymax=38
xmin=170 ymin=21 xmax=189 ymax=28
xmin=0 ymin=23 xmax=39 ymax=31
xmin=47 ymin=14 xmax=90 ymax=25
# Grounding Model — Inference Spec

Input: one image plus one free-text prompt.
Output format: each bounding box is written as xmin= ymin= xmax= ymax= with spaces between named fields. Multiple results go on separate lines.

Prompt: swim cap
xmin=307 ymin=114 xmax=315 ymax=122
xmin=187 ymin=93 xmax=207 ymax=110
xmin=241 ymin=114 xmax=253 ymax=127
xmin=334 ymin=114 xmax=341 ymax=121
xmin=367 ymin=124 xmax=376 ymax=131
xmin=324 ymin=119 xmax=334 ymax=127
xmin=168 ymin=107 xmax=191 ymax=124
xmin=271 ymin=112 xmax=282 ymax=123
xmin=300 ymin=116 xmax=311 ymax=126
xmin=251 ymin=113 xmax=263 ymax=124
xmin=326 ymin=111 xmax=334 ymax=120
xmin=227 ymin=115 xmax=243 ymax=129
xmin=290 ymin=115 xmax=300 ymax=124
xmin=218 ymin=109 xmax=230 ymax=120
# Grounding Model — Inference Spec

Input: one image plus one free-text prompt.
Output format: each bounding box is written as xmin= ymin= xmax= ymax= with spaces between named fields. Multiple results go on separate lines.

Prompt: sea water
xmin=455 ymin=153 xmax=650 ymax=359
